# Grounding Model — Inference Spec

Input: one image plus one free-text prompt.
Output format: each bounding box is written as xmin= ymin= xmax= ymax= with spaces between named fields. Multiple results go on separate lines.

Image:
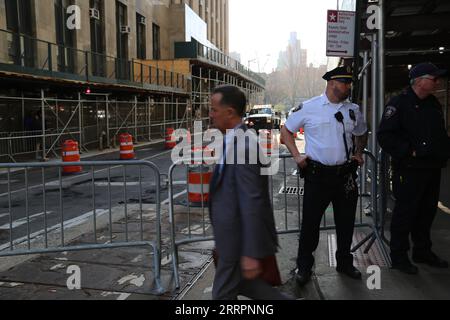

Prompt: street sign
xmin=326 ymin=10 xmax=356 ymax=58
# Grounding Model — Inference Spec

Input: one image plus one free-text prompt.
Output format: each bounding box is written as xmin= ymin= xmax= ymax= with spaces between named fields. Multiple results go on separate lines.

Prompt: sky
xmin=229 ymin=0 xmax=347 ymax=73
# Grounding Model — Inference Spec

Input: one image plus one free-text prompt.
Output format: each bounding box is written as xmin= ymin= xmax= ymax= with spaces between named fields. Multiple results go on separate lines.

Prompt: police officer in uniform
xmin=378 ymin=62 xmax=450 ymax=274
xmin=281 ymin=66 xmax=368 ymax=286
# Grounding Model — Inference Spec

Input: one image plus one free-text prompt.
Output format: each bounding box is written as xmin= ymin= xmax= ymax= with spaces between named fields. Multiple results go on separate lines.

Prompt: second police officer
xmin=378 ymin=62 xmax=450 ymax=274
xmin=281 ymin=66 xmax=369 ymax=286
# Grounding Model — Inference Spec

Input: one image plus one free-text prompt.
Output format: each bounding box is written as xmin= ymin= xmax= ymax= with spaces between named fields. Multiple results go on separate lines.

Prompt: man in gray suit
xmin=208 ymin=85 xmax=290 ymax=300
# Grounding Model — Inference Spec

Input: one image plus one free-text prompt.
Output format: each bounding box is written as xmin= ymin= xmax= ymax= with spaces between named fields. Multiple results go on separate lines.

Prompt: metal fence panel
xmin=0 ymin=160 xmax=164 ymax=295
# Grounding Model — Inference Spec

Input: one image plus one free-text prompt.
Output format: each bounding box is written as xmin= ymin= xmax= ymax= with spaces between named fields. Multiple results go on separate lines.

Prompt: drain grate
xmin=328 ymin=232 xmax=388 ymax=268
xmin=279 ymin=186 xmax=304 ymax=196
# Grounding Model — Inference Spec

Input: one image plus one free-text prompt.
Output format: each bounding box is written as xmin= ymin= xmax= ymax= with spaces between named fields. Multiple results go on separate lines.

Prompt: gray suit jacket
xmin=209 ymin=124 xmax=278 ymax=263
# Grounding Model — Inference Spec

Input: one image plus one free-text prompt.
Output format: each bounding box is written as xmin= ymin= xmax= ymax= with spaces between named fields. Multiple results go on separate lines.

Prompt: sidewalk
xmin=181 ymin=165 xmax=450 ymax=300
xmin=0 ymin=204 xmax=214 ymax=300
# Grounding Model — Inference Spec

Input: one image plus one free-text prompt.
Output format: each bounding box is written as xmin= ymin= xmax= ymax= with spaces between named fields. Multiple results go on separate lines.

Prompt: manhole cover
xmin=279 ymin=187 xmax=304 ymax=196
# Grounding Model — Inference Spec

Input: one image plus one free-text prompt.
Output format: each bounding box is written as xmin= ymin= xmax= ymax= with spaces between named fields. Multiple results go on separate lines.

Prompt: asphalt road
xmin=0 ymin=142 xmax=189 ymax=249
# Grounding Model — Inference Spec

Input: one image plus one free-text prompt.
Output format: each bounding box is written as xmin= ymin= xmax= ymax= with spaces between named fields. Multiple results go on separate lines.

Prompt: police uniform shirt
xmin=378 ymin=87 xmax=450 ymax=168
xmin=285 ymin=94 xmax=368 ymax=166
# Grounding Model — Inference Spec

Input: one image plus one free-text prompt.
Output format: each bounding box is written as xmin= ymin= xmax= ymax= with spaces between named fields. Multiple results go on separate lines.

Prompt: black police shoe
xmin=412 ymin=252 xmax=449 ymax=269
xmin=336 ymin=265 xmax=362 ymax=280
xmin=295 ymin=269 xmax=312 ymax=287
xmin=391 ymin=262 xmax=419 ymax=275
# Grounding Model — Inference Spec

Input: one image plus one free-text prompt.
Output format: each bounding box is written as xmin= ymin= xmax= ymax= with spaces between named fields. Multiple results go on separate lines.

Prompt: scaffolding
xmin=190 ymin=65 xmax=265 ymax=128
xmin=0 ymin=64 xmax=266 ymax=162
xmin=0 ymin=90 xmax=191 ymax=162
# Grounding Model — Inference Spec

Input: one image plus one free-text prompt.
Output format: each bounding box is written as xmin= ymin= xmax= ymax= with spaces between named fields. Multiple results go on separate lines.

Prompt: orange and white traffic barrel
xmin=62 ymin=140 xmax=82 ymax=174
xmin=188 ymin=164 xmax=213 ymax=206
xmin=165 ymin=128 xmax=177 ymax=150
xmin=119 ymin=133 xmax=135 ymax=160
xmin=260 ymin=130 xmax=273 ymax=157
xmin=187 ymin=145 xmax=215 ymax=206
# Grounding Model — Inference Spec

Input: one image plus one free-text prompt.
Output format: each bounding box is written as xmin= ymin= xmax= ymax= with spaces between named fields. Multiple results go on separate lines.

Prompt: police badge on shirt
xmin=384 ymin=106 xmax=397 ymax=119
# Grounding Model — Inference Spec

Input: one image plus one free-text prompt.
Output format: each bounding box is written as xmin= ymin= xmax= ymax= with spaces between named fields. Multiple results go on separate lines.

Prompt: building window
xmin=90 ymin=0 xmax=105 ymax=76
xmin=116 ymin=1 xmax=129 ymax=79
xmin=152 ymin=23 xmax=160 ymax=60
xmin=55 ymin=0 xmax=75 ymax=73
xmin=136 ymin=13 xmax=146 ymax=60
xmin=5 ymin=0 xmax=35 ymax=67
xmin=199 ymin=0 xmax=204 ymax=20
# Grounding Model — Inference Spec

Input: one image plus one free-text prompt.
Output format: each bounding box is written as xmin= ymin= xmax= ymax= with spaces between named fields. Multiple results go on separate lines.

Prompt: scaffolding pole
xmin=78 ymin=92 xmax=83 ymax=151
xmin=134 ymin=96 xmax=138 ymax=141
xmin=106 ymin=95 xmax=110 ymax=148
xmin=371 ymin=33 xmax=378 ymax=154
xmin=147 ymin=97 xmax=152 ymax=142
xmin=41 ymin=89 xmax=46 ymax=160
xmin=163 ymin=97 xmax=167 ymax=135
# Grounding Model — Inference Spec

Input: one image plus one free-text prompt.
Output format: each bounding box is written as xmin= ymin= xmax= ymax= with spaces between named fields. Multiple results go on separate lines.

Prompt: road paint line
xmin=169 ymin=181 xmax=187 ymax=186
xmin=438 ymin=202 xmax=450 ymax=215
xmin=117 ymin=274 xmax=145 ymax=287
xmin=0 ymin=211 xmax=54 ymax=230
xmin=0 ymin=180 xmax=19 ymax=185
xmin=0 ymin=213 xmax=9 ymax=218
xmin=0 ymin=209 xmax=108 ymax=252
xmin=161 ymin=190 xmax=187 ymax=205
xmin=100 ymin=291 xmax=131 ymax=300
xmin=116 ymin=293 xmax=131 ymax=300
xmin=203 ymin=286 xmax=213 ymax=294
xmin=0 ymin=149 xmax=173 ymax=198
xmin=181 ymin=224 xmax=210 ymax=236
xmin=131 ymin=255 xmax=143 ymax=263
xmin=50 ymin=264 xmax=66 ymax=271
xmin=8 ymin=283 xmax=24 ymax=287
xmin=94 ymin=182 xmax=140 ymax=187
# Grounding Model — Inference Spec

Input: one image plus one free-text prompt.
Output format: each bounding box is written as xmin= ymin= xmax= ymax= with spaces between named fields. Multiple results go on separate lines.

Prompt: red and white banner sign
xmin=326 ymin=10 xmax=356 ymax=58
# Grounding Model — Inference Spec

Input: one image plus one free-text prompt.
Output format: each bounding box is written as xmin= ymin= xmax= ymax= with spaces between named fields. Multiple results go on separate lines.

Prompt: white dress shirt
xmin=218 ymin=124 xmax=245 ymax=168
xmin=285 ymin=93 xmax=368 ymax=166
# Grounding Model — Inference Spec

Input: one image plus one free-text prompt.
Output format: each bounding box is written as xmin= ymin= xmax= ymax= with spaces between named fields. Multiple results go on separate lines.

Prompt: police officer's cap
xmin=323 ymin=66 xmax=354 ymax=83
xmin=409 ymin=62 xmax=447 ymax=80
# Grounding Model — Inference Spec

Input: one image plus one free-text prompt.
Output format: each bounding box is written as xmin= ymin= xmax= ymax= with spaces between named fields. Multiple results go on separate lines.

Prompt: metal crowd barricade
xmin=168 ymin=156 xmax=214 ymax=289
xmin=0 ymin=160 xmax=164 ymax=295
xmin=168 ymin=149 xmax=391 ymax=289
xmin=350 ymin=151 xmax=391 ymax=266
xmin=271 ymin=152 xmax=377 ymax=235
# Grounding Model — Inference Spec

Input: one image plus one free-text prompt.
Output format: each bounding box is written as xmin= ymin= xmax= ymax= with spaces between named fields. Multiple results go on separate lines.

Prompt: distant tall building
xmin=289 ymin=32 xmax=298 ymax=47
xmin=277 ymin=32 xmax=308 ymax=70
xmin=339 ymin=0 xmax=357 ymax=11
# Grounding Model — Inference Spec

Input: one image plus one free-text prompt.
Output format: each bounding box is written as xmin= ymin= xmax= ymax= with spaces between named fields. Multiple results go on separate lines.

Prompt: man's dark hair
xmin=212 ymin=85 xmax=247 ymax=117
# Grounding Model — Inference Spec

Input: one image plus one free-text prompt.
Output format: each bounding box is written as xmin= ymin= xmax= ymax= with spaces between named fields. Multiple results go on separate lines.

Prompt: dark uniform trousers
xmin=297 ymin=169 xmax=358 ymax=272
xmin=390 ymin=167 xmax=442 ymax=263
